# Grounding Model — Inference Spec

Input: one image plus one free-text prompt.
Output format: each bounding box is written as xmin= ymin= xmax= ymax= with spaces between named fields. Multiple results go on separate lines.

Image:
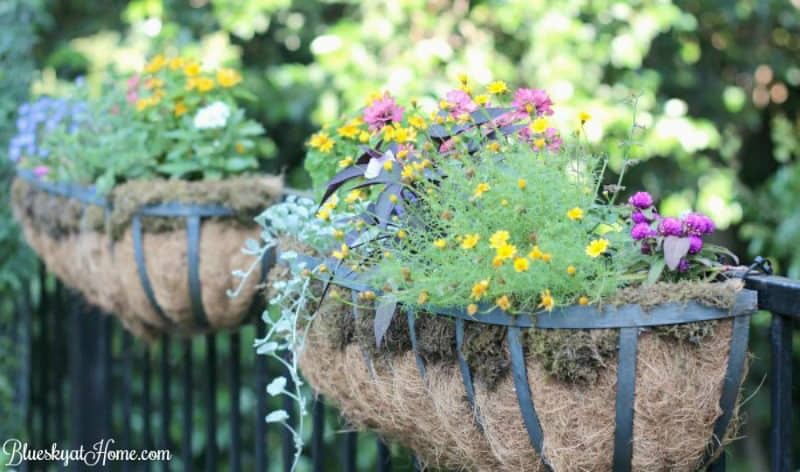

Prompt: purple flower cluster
xmin=8 ymin=96 xmax=88 ymax=164
xmin=627 ymin=191 xmax=717 ymax=272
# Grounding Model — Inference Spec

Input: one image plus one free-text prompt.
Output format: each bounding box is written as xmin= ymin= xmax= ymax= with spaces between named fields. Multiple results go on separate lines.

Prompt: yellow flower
xmin=396 ymin=229 xmax=408 ymax=239
xmin=579 ymin=296 xmax=590 ymax=306
xmin=513 ymin=257 xmax=530 ymax=272
xmin=433 ymin=239 xmax=447 ymax=249
xmin=358 ymin=131 xmax=371 ymax=143
xmin=495 ymin=243 xmax=517 ymax=260
xmin=500 ymin=199 xmax=509 ymax=206
xmin=135 ymin=97 xmax=152 ymax=112
xmin=487 ymin=80 xmax=509 ymax=95
xmin=144 ymin=54 xmax=166 ymax=74
xmin=344 ymin=189 xmax=363 ymax=204
xmin=338 ymin=156 xmax=354 ymax=168
xmin=408 ymin=115 xmax=427 ymax=130
xmin=473 ymin=182 xmax=490 ymax=198
xmin=474 ymin=94 xmax=490 ymax=106
xmin=541 ymin=253 xmax=552 ymax=263
xmin=534 ymin=138 xmax=546 ymax=149
xmin=309 ymin=132 xmax=335 ymax=153
xmin=538 ymin=289 xmax=555 ymax=312
xmin=470 ymin=280 xmax=490 ymax=300
xmin=418 ymin=291 xmax=429 ymax=304
xmin=457 ymin=113 xmax=471 ymax=124
xmin=316 ymin=207 xmax=331 ymax=221
xmin=174 ymin=101 xmax=188 ymax=117
xmin=183 ymin=61 xmax=202 ymax=77
xmin=579 ymin=111 xmax=592 ymax=123
xmin=168 ymin=57 xmax=185 ymax=70
xmin=528 ymin=245 xmax=544 ymax=260
xmin=462 ymin=234 xmax=480 ymax=249
xmin=439 ymin=100 xmax=451 ymax=110
xmin=467 ymin=303 xmax=479 ymax=316
xmin=489 ymin=230 xmax=510 ymax=249
xmin=567 ymin=265 xmax=577 ymax=276
xmin=518 ymin=178 xmax=527 ymax=190
xmin=383 ymin=160 xmax=394 ymax=172
xmin=401 ymin=165 xmax=415 ymax=180
xmin=496 ymin=295 xmax=511 ymax=311
xmin=337 ymin=120 xmax=360 ymax=139
xmin=567 ymin=207 xmax=584 ymax=221
xmin=487 ymin=142 xmax=501 ymax=153
xmin=235 ymin=142 xmax=246 ymax=154
xmin=195 ymin=76 xmax=215 ymax=92
xmin=332 ymin=243 xmax=349 ymax=260
xmin=317 ymin=264 xmax=328 ymax=274
xmin=333 ymin=229 xmax=345 ymax=240
xmin=530 ymin=117 xmax=549 ymax=134
xmin=360 ymin=290 xmax=377 ymax=301
xmin=392 ymin=126 xmax=415 ymax=143
xmin=585 ymin=238 xmax=610 ymax=258
xmin=457 ymin=72 xmax=469 ymax=85
xmin=388 ymin=194 xmax=398 ymax=204
xmin=492 ymin=256 xmax=504 ymax=267
xmin=145 ymin=77 xmax=164 ymax=90
xmin=216 ymin=68 xmax=242 ymax=88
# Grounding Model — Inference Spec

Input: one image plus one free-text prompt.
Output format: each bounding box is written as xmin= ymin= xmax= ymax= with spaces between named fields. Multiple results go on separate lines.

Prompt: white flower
xmin=193 ymin=101 xmax=231 ymax=129
xmin=364 ymin=150 xmax=395 ymax=179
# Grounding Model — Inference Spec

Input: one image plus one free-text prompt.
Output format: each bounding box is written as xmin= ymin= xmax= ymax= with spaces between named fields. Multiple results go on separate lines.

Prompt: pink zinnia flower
xmin=363 ymin=93 xmax=404 ymax=131
xmin=33 ymin=166 xmax=49 ymax=178
xmin=545 ymin=127 xmax=562 ymax=152
xmin=444 ymin=90 xmax=477 ymax=116
xmin=512 ymin=88 xmax=554 ymax=116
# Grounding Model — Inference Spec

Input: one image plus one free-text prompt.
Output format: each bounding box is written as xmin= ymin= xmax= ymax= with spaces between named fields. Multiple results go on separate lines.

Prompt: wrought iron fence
xmin=8 ymin=262 xmax=799 ymax=471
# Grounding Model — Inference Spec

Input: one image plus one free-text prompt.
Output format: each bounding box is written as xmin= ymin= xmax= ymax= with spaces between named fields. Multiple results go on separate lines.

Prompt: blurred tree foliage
xmin=2 ymin=0 xmax=799 ymax=469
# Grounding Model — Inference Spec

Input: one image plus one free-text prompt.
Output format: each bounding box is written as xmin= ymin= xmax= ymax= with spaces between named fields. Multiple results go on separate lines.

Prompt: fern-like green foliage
xmin=368 ymin=144 xmax=631 ymax=312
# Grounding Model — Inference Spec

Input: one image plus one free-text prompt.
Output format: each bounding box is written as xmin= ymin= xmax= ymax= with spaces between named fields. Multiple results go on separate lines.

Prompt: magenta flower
xmin=545 ymin=128 xmax=563 ymax=152
xmin=631 ymin=211 xmax=649 ymax=224
xmin=688 ymin=235 xmax=703 ymax=254
xmin=363 ymin=93 xmax=404 ymax=131
xmin=444 ymin=90 xmax=477 ymax=116
xmin=631 ymin=223 xmax=655 ymax=241
xmin=684 ymin=212 xmax=715 ymax=235
xmin=33 ymin=165 xmax=49 ymax=178
xmin=677 ymin=258 xmax=690 ymax=272
xmin=640 ymin=242 xmax=653 ymax=255
xmin=512 ymin=88 xmax=554 ymax=116
xmin=628 ymin=191 xmax=653 ymax=210
xmin=658 ymin=217 xmax=684 ymax=237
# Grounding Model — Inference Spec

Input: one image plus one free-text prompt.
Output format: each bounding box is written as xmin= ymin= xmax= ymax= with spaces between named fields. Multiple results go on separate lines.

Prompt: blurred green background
xmin=1 ymin=0 xmax=799 ymax=470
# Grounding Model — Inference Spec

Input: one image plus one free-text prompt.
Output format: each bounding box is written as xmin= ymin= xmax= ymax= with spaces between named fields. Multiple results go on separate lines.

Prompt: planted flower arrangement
xmin=244 ymin=78 xmax=757 ymax=471
xmin=10 ymin=56 xmax=282 ymax=339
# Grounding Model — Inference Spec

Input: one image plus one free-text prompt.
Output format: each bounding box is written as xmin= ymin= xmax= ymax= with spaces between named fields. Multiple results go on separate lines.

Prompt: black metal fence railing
xmin=9 ymin=263 xmax=800 ymax=471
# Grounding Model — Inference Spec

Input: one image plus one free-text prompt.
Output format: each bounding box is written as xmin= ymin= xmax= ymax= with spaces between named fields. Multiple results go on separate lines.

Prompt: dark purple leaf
xmin=320 ymin=165 xmax=367 ymax=206
xmin=663 ymin=236 xmax=691 ymax=270
xmin=471 ymin=107 xmax=514 ymax=125
xmin=356 ymin=146 xmax=383 ymax=165
xmin=374 ymin=295 xmax=397 ymax=347
xmin=374 ymin=184 xmax=402 ymax=228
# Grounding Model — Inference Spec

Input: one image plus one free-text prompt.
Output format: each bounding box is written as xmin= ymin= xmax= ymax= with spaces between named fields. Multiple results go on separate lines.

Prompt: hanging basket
xmin=295 ymin=256 xmax=758 ymax=471
xmin=11 ymin=170 xmax=282 ymax=339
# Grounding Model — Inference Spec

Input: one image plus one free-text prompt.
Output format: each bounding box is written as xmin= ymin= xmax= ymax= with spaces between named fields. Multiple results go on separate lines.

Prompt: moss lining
xmin=353 ymin=304 xmax=412 ymax=358
xmin=527 ymin=328 xmax=618 ymax=384
xmin=462 ymin=322 xmax=509 ymax=390
xmin=12 ymin=176 xmax=282 ymax=241
xmin=415 ymin=314 xmax=457 ymax=364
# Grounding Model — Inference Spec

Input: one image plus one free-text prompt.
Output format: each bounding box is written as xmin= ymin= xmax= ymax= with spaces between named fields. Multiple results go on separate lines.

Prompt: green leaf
xmin=645 ymin=258 xmax=666 ymax=286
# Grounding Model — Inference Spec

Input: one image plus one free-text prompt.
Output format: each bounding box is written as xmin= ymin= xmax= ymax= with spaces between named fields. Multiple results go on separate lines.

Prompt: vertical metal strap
xmin=311 ymin=398 xmax=325 ymax=472
xmin=187 ymin=215 xmax=210 ymax=329
xmin=507 ymin=326 xmax=551 ymax=470
xmin=229 ymin=332 xmax=242 ymax=472
xmin=132 ymin=215 xmax=172 ymax=326
xmin=703 ymin=314 xmax=751 ymax=468
xmin=160 ymin=335 xmax=171 ymax=472
xmin=613 ymin=327 xmax=639 ymax=472
xmin=182 ymin=339 xmax=194 ymax=472
xmin=455 ymin=318 xmax=482 ymax=429
xmin=204 ymin=334 xmax=217 ymax=472
xmin=406 ymin=308 xmax=427 ymax=379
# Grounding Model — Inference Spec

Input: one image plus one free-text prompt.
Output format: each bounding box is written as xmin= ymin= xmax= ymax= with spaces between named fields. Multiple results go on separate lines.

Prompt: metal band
xmin=406 ymin=308 xmax=426 ymax=379
xmin=703 ymin=313 xmax=751 ymax=467
xmin=138 ymin=202 xmax=235 ymax=217
xmin=132 ymin=216 xmax=171 ymax=326
xmin=613 ymin=327 xmax=639 ymax=472
xmin=186 ymin=215 xmax=209 ymax=329
xmin=17 ymin=170 xmax=110 ymax=209
xmin=507 ymin=326 xmax=551 ymax=470
xmin=455 ymin=318 xmax=482 ymax=431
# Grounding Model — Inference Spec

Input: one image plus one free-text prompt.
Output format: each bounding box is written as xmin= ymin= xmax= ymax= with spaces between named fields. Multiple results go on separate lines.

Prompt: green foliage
xmin=16 ymin=59 xmax=269 ymax=193
xmin=372 ymin=145 xmax=625 ymax=311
